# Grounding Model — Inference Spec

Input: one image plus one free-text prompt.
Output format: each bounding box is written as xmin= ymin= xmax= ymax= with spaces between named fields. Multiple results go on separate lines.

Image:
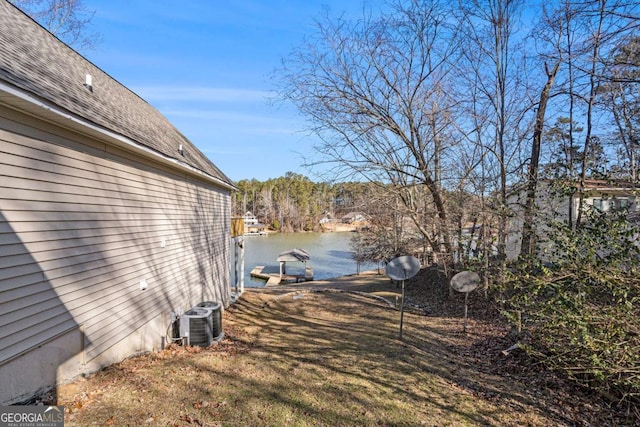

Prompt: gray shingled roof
xmin=0 ymin=1 xmax=234 ymax=187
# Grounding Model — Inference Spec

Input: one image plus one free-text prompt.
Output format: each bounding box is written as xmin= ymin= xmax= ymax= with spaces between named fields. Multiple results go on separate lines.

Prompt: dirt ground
xmin=52 ymin=269 xmax=638 ymax=426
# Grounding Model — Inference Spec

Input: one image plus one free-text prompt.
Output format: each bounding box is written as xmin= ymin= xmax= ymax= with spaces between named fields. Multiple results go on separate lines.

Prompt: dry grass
xmin=54 ymin=274 xmax=588 ymax=427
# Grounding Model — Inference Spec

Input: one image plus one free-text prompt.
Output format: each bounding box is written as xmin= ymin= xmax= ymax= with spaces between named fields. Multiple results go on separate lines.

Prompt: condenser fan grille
xmin=180 ymin=308 xmax=213 ymax=347
xmin=196 ymin=301 xmax=224 ymax=341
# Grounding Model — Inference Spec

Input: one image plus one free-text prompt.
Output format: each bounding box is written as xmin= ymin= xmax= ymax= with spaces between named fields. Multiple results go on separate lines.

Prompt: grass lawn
xmin=55 ymin=274 xmax=619 ymax=426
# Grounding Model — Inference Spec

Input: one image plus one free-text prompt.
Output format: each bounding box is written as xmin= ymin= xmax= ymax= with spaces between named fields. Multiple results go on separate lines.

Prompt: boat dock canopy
xmin=277 ymin=248 xmax=313 ymax=282
xmin=277 ymin=248 xmax=310 ymax=263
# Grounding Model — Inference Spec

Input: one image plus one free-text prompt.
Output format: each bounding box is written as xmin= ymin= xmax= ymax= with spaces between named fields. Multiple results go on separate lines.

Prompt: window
xmin=591 ymin=197 xmax=633 ymax=213
xmin=613 ymin=198 xmax=630 ymax=211
xmin=592 ymin=198 xmax=604 ymax=212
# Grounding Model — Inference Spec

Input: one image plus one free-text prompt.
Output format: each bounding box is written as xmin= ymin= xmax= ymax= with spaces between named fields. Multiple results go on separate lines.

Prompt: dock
xmin=250 ymin=265 xmax=314 ymax=286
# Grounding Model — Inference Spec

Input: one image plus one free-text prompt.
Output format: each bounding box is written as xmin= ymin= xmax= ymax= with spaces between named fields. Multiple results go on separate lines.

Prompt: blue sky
xmin=82 ymin=1 xmax=370 ymax=182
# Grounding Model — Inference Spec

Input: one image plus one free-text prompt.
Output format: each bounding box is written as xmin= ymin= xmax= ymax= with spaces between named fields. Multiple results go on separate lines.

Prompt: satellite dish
xmin=450 ymin=270 xmax=480 ymax=333
xmin=385 ymin=256 xmax=420 ymax=340
xmin=450 ymin=271 xmax=480 ymax=293
xmin=386 ymin=256 xmax=421 ymax=281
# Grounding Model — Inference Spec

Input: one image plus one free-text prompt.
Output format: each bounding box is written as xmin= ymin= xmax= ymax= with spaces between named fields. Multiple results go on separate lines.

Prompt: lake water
xmin=231 ymin=232 xmax=378 ymax=288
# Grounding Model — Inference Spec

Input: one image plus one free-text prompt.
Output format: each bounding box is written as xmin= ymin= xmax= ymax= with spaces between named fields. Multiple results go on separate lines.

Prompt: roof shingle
xmin=0 ymin=1 xmax=234 ymax=187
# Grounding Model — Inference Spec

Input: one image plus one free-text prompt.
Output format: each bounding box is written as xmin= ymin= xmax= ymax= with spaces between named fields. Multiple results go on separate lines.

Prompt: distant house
xmin=506 ymin=179 xmax=639 ymax=261
xmin=319 ymin=213 xmax=334 ymax=224
xmin=0 ymin=3 xmax=236 ymax=404
xmin=341 ymin=211 xmax=369 ymax=225
xmin=245 ymin=222 xmax=267 ymax=235
xmin=242 ymin=211 xmax=267 ymax=235
xmin=243 ymin=211 xmax=259 ymax=225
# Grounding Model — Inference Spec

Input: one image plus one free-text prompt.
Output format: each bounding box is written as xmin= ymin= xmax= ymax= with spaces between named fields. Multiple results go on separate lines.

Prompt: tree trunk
xmin=520 ymin=61 xmax=560 ymax=259
xmin=575 ymin=0 xmax=605 ymax=227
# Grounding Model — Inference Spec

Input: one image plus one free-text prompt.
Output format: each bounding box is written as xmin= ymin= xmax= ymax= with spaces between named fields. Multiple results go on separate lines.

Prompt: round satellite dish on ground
xmin=450 ymin=271 xmax=480 ymax=293
xmin=385 ymin=255 xmax=421 ymax=340
xmin=386 ymin=255 xmax=421 ymax=281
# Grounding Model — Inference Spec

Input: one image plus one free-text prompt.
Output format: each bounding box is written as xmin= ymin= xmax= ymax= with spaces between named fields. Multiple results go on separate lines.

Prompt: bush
xmin=497 ymin=207 xmax=640 ymax=404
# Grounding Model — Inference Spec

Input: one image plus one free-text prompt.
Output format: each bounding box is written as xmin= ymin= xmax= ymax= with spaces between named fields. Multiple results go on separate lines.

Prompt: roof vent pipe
xmin=84 ymin=74 xmax=93 ymax=92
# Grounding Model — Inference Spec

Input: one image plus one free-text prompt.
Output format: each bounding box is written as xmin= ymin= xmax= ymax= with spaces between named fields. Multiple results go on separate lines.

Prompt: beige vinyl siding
xmin=0 ymin=125 xmax=231 ymax=364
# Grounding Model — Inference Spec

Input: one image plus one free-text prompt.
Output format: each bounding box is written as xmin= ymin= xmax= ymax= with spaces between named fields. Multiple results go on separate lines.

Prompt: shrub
xmin=497 ymin=207 xmax=640 ymax=404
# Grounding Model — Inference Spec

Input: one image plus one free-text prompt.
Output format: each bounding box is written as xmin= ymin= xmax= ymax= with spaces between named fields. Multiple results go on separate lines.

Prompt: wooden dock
xmin=250 ymin=265 xmax=313 ymax=286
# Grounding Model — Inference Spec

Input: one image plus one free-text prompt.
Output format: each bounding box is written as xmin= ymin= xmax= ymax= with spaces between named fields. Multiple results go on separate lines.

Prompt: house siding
xmin=506 ymin=181 xmax=638 ymax=261
xmin=0 ymin=109 xmax=231 ymax=402
xmin=506 ymin=183 xmax=573 ymax=261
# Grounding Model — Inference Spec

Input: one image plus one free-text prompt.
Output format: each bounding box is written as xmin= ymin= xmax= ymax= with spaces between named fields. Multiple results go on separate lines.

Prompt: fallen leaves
xmin=50 ymin=283 xmax=637 ymax=426
xmin=194 ymin=400 xmax=226 ymax=409
xmin=178 ymin=413 xmax=202 ymax=425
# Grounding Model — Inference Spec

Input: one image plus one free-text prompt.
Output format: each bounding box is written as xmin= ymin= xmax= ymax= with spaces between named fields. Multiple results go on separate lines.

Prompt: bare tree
xmin=457 ymin=0 xmax=530 ymax=266
xmin=278 ymin=0 xmax=463 ymax=263
xmin=575 ymin=0 xmax=608 ymax=226
xmin=521 ymin=59 xmax=560 ymax=257
xmin=520 ymin=0 xmax=593 ymax=255
xmin=563 ymin=0 xmax=639 ymax=225
xmin=9 ymin=0 xmax=99 ymax=50
xmin=601 ymin=37 xmax=640 ymax=181
xmin=520 ymin=0 xmax=639 ymax=253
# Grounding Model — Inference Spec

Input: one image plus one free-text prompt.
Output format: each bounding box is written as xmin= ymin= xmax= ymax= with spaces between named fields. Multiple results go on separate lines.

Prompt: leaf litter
xmin=50 ymin=271 xmax=638 ymax=426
